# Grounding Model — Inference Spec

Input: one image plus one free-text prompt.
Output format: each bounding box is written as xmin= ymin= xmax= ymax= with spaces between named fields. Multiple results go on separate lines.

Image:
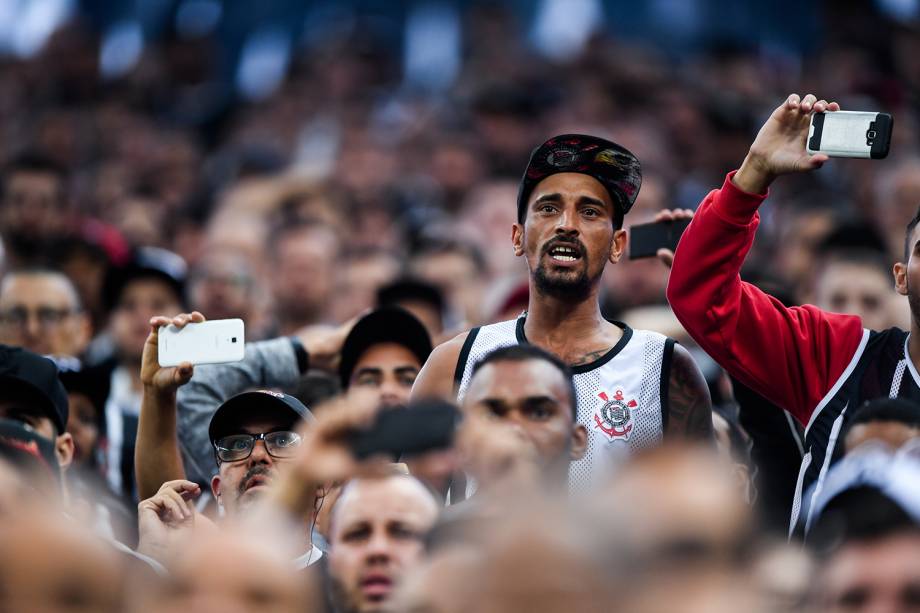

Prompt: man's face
xmin=271 ymin=226 xmax=339 ymax=327
xmin=110 ymin=278 xmax=182 ymax=363
xmin=512 ymin=173 xmax=623 ymax=301
xmin=897 ymin=224 xmax=920 ymax=329
xmin=0 ymin=514 xmax=123 ymax=613
xmin=0 ymin=273 xmax=89 ymax=356
xmin=141 ymin=531 xmax=310 ymax=613
xmin=211 ymin=418 xmax=296 ymax=517
xmin=817 ymin=532 xmax=920 ymax=613
xmin=0 ymin=170 xmax=65 ymax=239
xmin=189 ymin=250 xmax=257 ymax=323
xmin=815 ymin=261 xmax=897 ymax=332
xmin=329 ymin=476 xmax=439 ymax=613
xmin=462 ymin=359 xmax=586 ymax=480
xmin=348 ymin=343 xmax=421 ymax=408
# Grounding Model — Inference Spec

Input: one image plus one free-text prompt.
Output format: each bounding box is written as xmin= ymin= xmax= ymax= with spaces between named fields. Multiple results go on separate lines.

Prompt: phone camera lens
xmin=867 ymin=130 xmax=878 ymax=138
xmin=231 ymin=337 xmax=237 ymax=343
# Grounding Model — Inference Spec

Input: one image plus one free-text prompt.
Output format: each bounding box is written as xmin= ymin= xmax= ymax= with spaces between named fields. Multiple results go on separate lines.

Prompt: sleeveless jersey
xmin=454 ymin=316 xmax=676 ymax=488
xmin=792 ymin=326 xmax=920 ymax=535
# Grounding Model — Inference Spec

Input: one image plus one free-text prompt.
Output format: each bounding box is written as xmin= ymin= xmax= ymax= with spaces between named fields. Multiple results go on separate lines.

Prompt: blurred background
xmin=1 ymin=0 xmax=917 ymax=345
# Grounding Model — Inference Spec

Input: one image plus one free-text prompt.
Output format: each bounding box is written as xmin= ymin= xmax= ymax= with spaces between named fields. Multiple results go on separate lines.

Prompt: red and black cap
xmin=0 ymin=345 xmax=68 ymax=434
xmin=517 ymin=134 xmax=642 ymax=223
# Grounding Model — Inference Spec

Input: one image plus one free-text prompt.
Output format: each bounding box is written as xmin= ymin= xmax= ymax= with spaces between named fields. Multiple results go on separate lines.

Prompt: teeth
xmin=552 ymin=255 xmax=577 ymax=262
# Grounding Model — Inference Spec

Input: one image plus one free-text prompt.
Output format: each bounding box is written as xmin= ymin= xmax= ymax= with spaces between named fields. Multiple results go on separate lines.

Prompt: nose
xmin=248 ymin=439 xmax=273 ymax=465
xmin=365 ymin=530 xmax=392 ymax=561
xmin=23 ymin=312 xmax=42 ymax=340
xmin=554 ymin=207 xmax=578 ymax=236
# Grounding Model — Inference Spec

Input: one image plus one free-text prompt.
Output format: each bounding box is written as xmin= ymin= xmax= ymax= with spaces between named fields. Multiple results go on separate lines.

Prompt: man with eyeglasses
xmin=0 ymin=269 xmax=90 ymax=358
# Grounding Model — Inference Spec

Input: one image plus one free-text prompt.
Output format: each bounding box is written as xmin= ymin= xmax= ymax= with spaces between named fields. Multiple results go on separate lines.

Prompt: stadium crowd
xmin=1 ymin=1 xmax=920 ymax=611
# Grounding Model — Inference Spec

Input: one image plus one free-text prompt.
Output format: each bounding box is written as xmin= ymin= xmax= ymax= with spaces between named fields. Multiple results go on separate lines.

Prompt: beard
xmin=533 ymin=263 xmax=593 ymax=301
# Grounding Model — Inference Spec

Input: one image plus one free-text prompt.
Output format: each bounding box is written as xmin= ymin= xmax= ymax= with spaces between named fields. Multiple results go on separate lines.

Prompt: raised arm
xmin=667 ymin=94 xmax=865 ymax=423
xmin=135 ymin=312 xmax=203 ymax=500
xmin=174 ymin=319 xmax=355 ymax=488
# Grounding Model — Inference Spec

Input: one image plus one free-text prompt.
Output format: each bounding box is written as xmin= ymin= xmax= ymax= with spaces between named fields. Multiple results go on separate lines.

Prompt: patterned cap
xmin=517 ymin=134 xmax=642 ymax=223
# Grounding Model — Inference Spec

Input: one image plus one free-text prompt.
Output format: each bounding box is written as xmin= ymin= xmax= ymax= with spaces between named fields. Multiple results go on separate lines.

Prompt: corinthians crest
xmin=594 ymin=389 xmax=638 ymax=441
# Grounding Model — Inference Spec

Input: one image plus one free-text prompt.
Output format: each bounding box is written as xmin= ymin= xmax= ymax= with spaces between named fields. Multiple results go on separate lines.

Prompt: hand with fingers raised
xmin=141 ymin=311 xmax=206 ymax=397
xmin=735 ymin=93 xmax=840 ymax=195
xmin=136 ymin=479 xmax=201 ymax=565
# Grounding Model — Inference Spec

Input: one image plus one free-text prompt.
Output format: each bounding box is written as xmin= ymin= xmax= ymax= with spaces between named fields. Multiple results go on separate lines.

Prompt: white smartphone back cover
xmin=158 ymin=319 xmax=245 ymax=366
xmin=808 ymin=111 xmax=875 ymax=158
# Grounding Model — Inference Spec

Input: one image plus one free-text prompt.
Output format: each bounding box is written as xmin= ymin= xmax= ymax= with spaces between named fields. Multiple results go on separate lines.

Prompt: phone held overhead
xmin=807 ymin=110 xmax=893 ymax=159
xmin=158 ymin=318 xmax=246 ymax=366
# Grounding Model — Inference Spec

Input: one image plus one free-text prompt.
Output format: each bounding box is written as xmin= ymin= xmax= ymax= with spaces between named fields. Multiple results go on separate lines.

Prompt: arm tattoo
xmin=570 ymin=349 xmax=610 ymax=367
xmin=665 ymin=344 xmax=714 ymax=441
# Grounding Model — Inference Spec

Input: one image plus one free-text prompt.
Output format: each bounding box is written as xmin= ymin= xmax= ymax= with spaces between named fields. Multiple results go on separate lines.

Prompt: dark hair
xmin=471 ymin=344 xmax=577 ymax=419
xmin=377 ymin=278 xmax=445 ymax=318
xmin=1 ymin=151 xmax=67 ymax=200
xmin=809 ymin=486 xmax=917 ymax=555
xmin=905 ymin=205 xmax=920 ymax=261
xmin=841 ymin=397 xmax=920 ymax=443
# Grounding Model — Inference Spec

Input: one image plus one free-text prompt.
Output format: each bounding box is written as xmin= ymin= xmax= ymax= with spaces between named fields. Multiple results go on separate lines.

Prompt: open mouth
xmin=546 ymin=243 xmax=583 ymax=262
xmin=360 ymin=574 xmax=393 ymax=600
xmin=244 ymin=475 xmax=270 ymax=492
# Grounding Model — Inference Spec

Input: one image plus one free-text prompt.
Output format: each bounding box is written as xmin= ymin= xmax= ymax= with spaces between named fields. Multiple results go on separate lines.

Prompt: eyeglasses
xmin=0 ymin=307 xmax=77 ymax=329
xmin=214 ymin=431 xmax=302 ymax=463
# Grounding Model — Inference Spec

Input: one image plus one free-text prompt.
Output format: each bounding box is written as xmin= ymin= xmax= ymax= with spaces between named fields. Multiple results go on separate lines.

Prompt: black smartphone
xmin=348 ymin=400 xmax=461 ymax=460
xmin=628 ymin=218 xmax=691 ymax=260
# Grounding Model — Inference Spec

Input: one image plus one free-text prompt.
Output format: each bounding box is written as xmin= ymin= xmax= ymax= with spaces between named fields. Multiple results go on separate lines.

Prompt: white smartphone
xmin=157 ymin=319 xmax=245 ymax=367
xmin=807 ymin=110 xmax=892 ymax=159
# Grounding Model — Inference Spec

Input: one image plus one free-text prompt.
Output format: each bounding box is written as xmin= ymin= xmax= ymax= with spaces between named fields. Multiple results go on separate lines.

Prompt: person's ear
xmin=570 ymin=424 xmax=588 ymax=461
xmin=511 ymin=224 xmax=525 ymax=257
xmin=609 ymin=228 xmax=628 ymax=264
xmin=211 ymin=475 xmax=222 ymax=504
xmin=894 ymin=262 xmax=908 ymax=296
xmin=54 ymin=432 xmax=74 ymax=469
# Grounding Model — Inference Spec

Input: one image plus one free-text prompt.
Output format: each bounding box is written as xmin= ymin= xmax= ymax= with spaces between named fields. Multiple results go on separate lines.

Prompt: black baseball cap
xmin=339 ymin=307 xmax=433 ymax=389
xmin=0 ymin=345 xmax=68 ymax=434
xmin=102 ymin=246 xmax=188 ymax=312
xmin=209 ymin=390 xmax=314 ymax=444
xmin=517 ymin=134 xmax=642 ymax=223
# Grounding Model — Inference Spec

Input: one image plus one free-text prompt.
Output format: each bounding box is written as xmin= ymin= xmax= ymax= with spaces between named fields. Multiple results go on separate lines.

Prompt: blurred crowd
xmin=1 ymin=0 xmax=920 ymax=612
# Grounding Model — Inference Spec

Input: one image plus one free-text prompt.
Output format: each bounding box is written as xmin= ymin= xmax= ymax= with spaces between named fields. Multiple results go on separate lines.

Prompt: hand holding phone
xmin=629 ymin=218 xmax=692 ymax=260
xmin=157 ymin=318 xmax=245 ymax=367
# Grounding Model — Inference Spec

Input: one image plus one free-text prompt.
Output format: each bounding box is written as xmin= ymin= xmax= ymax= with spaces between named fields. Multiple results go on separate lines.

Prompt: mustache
xmin=541 ymin=235 xmax=586 ymax=256
xmin=237 ymin=465 xmax=273 ymax=495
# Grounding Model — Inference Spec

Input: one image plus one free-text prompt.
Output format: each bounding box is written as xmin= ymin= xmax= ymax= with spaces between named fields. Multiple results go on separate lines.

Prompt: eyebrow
xmin=394 ymin=366 xmax=420 ymax=375
xmin=533 ymin=192 xmax=609 ymax=210
xmin=353 ymin=367 xmax=383 ymax=378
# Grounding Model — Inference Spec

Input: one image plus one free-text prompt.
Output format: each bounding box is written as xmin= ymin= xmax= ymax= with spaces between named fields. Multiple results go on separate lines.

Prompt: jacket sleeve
xmin=666 ymin=172 xmax=865 ymax=424
xmin=176 ymin=337 xmax=302 ymax=485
